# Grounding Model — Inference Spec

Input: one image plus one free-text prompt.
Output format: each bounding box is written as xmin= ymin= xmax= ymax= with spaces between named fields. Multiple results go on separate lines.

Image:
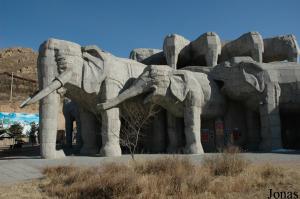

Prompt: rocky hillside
xmin=0 ymin=47 xmax=38 ymax=112
xmin=0 ymin=47 xmax=37 ymax=79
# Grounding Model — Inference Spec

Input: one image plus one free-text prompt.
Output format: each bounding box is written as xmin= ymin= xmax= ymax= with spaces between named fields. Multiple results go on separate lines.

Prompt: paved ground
xmin=0 ymin=146 xmax=299 ymax=185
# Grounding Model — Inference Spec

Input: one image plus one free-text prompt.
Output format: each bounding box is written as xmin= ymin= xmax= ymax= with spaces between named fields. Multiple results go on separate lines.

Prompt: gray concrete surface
xmin=0 ymin=152 xmax=299 ymax=185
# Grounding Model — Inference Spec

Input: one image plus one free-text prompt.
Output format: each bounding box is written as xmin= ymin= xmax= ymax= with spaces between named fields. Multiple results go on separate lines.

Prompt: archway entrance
xmin=280 ymin=112 xmax=300 ymax=149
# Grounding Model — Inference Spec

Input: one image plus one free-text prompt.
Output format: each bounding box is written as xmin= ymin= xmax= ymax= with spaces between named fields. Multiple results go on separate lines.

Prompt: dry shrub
xmin=42 ymin=164 xmax=140 ymax=199
xmin=133 ymin=157 xmax=194 ymax=175
xmin=203 ymin=147 xmax=249 ymax=176
xmin=42 ymin=158 xmax=213 ymax=199
xmin=39 ymin=156 xmax=300 ymax=199
xmin=132 ymin=158 xmax=212 ymax=197
xmin=0 ymin=180 xmax=50 ymax=199
xmin=260 ymin=164 xmax=284 ymax=179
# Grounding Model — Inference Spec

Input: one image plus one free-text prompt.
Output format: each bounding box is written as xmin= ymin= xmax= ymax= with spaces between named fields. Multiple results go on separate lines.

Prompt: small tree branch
xmin=119 ymin=101 xmax=161 ymax=160
xmin=101 ymin=100 xmax=161 ymax=160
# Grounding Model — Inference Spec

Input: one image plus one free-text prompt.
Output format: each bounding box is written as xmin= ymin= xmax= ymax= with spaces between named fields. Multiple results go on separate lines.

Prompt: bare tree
xmin=119 ymin=101 xmax=161 ymax=160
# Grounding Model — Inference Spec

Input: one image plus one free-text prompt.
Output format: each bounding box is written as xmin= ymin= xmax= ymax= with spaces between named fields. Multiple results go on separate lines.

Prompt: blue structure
xmin=0 ymin=112 xmax=39 ymax=134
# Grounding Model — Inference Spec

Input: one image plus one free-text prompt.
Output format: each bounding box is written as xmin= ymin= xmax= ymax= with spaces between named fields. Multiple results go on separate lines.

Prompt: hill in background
xmin=0 ymin=47 xmax=38 ymax=113
xmin=0 ymin=47 xmax=37 ymax=79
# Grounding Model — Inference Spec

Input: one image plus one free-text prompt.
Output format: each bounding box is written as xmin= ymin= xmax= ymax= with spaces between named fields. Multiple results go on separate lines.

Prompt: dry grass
xmin=203 ymin=146 xmax=250 ymax=176
xmin=1 ymin=152 xmax=299 ymax=199
xmin=39 ymin=154 xmax=299 ymax=199
xmin=0 ymin=180 xmax=52 ymax=199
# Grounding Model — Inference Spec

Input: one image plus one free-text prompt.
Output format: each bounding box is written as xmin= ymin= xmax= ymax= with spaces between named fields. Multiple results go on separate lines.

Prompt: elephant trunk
xmin=38 ymin=47 xmax=65 ymax=159
xmin=98 ymin=79 xmax=150 ymax=111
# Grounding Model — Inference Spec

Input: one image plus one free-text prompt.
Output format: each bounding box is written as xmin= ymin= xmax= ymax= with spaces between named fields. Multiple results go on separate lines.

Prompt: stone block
xmin=129 ymin=48 xmax=166 ymax=65
xmin=178 ymin=32 xmax=221 ymax=67
xmin=263 ymin=34 xmax=299 ymax=63
xmin=163 ymin=34 xmax=190 ymax=68
xmin=220 ymin=32 xmax=264 ymax=63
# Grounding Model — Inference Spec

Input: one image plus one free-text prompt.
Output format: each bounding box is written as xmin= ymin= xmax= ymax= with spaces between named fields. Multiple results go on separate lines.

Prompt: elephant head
xmin=210 ymin=57 xmax=266 ymax=101
xmin=21 ymin=40 xmax=107 ymax=108
xmin=20 ymin=38 xmax=107 ymax=158
xmin=98 ymin=65 xmax=191 ymax=111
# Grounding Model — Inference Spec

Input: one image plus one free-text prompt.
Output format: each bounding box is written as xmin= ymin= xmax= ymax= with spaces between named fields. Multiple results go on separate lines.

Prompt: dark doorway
xmin=280 ymin=112 xmax=300 ymax=149
xmin=201 ymin=118 xmax=216 ymax=152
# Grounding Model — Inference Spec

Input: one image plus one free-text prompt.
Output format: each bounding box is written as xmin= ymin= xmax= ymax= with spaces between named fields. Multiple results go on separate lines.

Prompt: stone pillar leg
xmin=39 ymin=47 xmax=65 ymax=159
xmin=100 ymin=108 xmax=122 ymax=156
xmin=183 ymin=105 xmax=204 ymax=154
xmin=259 ymin=84 xmax=282 ymax=151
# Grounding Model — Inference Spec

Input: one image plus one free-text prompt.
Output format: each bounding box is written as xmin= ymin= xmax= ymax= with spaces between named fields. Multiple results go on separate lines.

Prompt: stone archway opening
xmin=280 ymin=112 xmax=300 ymax=149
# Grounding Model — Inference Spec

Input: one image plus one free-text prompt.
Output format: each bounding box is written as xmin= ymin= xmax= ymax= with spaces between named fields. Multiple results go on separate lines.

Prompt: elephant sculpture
xmin=98 ymin=65 xmax=226 ymax=154
xmin=209 ymin=57 xmax=300 ymax=151
xmin=21 ymin=38 xmax=147 ymax=158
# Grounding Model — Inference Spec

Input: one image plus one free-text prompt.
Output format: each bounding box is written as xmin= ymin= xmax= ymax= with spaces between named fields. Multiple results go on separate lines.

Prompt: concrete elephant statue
xmin=21 ymin=38 xmax=147 ymax=158
xmin=98 ymin=65 xmax=226 ymax=154
xmin=210 ymin=57 xmax=300 ymax=151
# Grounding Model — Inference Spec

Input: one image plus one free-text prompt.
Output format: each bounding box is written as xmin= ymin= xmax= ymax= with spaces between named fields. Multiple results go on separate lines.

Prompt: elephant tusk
xmin=20 ymin=70 xmax=73 ymax=108
xmin=20 ymin=80 xmax=62 ymax=108
xmin=97 ymin=102 xmax=112 ymax=111
xmin=96 ymin=78 xmax=154 ymax=112
xmin=20 ymin=96 xmax=35 ymax=108
xmin=97 ymin=96 xmax=125 ymax=111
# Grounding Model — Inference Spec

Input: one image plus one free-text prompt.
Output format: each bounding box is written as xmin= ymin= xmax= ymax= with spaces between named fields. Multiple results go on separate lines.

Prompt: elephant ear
xmin=81 ymin=46 xmax=108 ymax=94
xmin=82 ymin=45 xmax=108 ymax=61
xmin=242 ymin=69 xmax=265 ymax=92
xmin=82 ymin=57 xmax=104 ymax=94
xmin=170 ymin=72 xmax=189 ymax=102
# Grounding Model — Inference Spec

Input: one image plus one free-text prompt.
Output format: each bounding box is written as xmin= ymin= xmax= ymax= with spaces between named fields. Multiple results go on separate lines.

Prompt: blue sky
xmin=0 ymin=0 xmax=299 ymax=58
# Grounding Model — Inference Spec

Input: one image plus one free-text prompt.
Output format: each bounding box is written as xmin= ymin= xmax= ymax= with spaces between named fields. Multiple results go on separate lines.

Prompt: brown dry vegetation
xmin=41 ymin=154 xmax=299 ymax=199
xmin=0 ymin=180 xmax=51 ymax=199
xmin=1 ymin=152 xmax=299 ymax=199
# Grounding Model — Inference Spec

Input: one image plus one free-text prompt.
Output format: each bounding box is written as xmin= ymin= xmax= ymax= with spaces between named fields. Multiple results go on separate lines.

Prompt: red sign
xmin=215 ymin=119 xmax=224 ymax=136
xmin=233 ymin=128 xmax=241 ymax=140
xmin=201 ymin=129 xmax=209 ymax=143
